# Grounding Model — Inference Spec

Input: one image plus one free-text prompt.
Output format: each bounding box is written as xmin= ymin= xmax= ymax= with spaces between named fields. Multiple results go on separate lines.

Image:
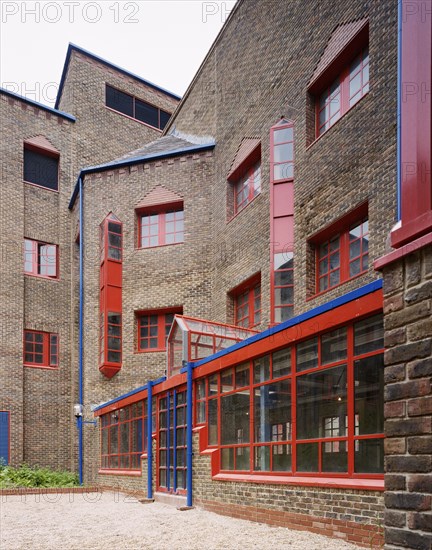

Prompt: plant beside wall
xmin=0 ymin=462 xmax=79 ymax=488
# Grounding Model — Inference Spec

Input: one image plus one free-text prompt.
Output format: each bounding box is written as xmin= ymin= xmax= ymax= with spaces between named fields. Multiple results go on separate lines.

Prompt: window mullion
xmin=347 ymin=325 xmax=355 ymax=475
xmin=159 ymin=213 xmax=166 ymax=246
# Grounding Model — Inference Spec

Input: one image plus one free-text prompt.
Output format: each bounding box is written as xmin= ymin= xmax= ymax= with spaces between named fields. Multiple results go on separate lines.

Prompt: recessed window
xmin=105 ymin=84 xmax=171 ymax=130
xmin=316 ymin=47 xmax=369 ymax=137
xmin=233 ymin=280 xmax=261 ymax=329
xmin=23 ymin=330 xmax=58 ymax=368
xmin=137 ymin=205 xmax=184 ymax=248
xmin=316 ymin=218 xmax=369 ymax=293
xmin=23 ymin=147 xmax=59 ymax=191
xmin=24 ymin=239 xmax=58 ymax=278
xmin=137 ymin=309 xmax=181 ymax=352
xmin=233 ymin=162 xmax=261 ymax=215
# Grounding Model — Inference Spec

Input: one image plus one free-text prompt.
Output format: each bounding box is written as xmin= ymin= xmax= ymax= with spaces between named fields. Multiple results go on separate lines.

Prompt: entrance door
xmin=0 ymin=412 xmax=9 ymax=465
xmin=157 ymin=390 xmax=187 ymax=493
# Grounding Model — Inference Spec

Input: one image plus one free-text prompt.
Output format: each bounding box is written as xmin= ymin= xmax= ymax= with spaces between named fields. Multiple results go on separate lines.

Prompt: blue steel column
xmin=173 ymin=389 xmax=177 ymax=491
xmin=78 ymin=176 xmax=84 ymax=485
xmin=186 ymin=362 xmax=193 ymax=507
xmin=147 ymin=381 xmax=153 ymax=499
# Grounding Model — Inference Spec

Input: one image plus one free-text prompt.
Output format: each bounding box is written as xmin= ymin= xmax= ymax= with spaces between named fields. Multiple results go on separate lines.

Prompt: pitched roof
xmin=54 ymin=44 xmax=181 ymax=109
xmin=112 ymin=135 xmax=203 ymax=163
xmin=309 ymin=18 xmax=368 ymax=86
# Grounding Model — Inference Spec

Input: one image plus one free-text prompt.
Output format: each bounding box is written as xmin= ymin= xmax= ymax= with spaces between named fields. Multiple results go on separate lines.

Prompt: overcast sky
xmin=0 ymin=0 xmax=237 ymax=106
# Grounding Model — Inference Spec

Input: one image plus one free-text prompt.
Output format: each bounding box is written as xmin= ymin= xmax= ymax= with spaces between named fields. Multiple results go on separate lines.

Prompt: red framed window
xmin=100 ymin=400 xmax=148 ymax=471
xmin=273 ymin=253 xmax=294 ymax=323
xmin=231 ymin=276 xmax=261 ymax=328
xmin=316 ymin=218 xmax=369 ymax=293
xmin=271 ymin=122 xmax=294 ymax=182
xmin=137 ymin=309 xmax=181 ymax=352
xmin=316 ymin=47 xmax=369 ymax=137
xmin=197 ymin=313 xmax=384 ymax=477
xmin=23 ymin=330 xmax=58 ymax=368
xmin=138 ymin=205 xmax=184 ymax=248
xmin=24 ymin=239 xmax=58 ymax=278
xmin=233 ymin=162 xmax=261 ymax=214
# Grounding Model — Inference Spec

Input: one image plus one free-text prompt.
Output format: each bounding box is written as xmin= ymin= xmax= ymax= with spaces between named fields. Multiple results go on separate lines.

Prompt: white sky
xmin=0 ymin=0 xmax=237 ymax=106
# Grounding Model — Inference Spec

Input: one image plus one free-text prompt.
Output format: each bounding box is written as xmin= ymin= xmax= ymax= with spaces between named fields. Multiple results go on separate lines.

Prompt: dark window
xmin=24 ymin=148 xmax=59 ymax=191
xmin=105 ymin=84 xmax=172 ymax=130
xmin=106 ymin=85 xmax=134 ymax=117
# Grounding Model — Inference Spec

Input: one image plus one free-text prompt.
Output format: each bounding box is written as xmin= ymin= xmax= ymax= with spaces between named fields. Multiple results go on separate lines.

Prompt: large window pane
xmin=221 ymin=392 xmax=250 ymax=445
xmin=322 ymin=440 xmax=347 ymax=472
xmin=296 ymin=337 xmax=318 ymax=372
xmin=106 ymin=85 xmax=134 ymax=117
xmin=272 ymin=348 xmax=291 ymax=378
xmin=355 ymin=354 xmax=384 ymax=434
xmin=354 ymin=314 xmax=384 ymax=355
xmin=254 ymin=381 xmax=291 ymax=443
xmin=208 ymin=399 xmax=218 ymax=446
xmin=254 ymin=355 xmax=270 ymax=383
xmin=321 ymin=327 xmax=347 ymax=365
xmin=296 ymin=365 xmax=347 ymax=439
xmin=355 ymin=438 xmax=384 ymax=473
xmin=297 ymin=442 xmax=318 ymax=472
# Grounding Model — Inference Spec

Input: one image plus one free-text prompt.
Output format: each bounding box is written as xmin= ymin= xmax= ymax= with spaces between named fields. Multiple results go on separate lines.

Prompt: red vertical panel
xmin=392 ymin=1 xmax=432 ymax=246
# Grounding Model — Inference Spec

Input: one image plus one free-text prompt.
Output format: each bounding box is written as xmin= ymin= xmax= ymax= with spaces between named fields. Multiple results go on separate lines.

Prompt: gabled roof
xmin=136 ymin=185 xmax=183 ymax=209
xmin=309 ymin=18 xmax=369 ymax=87
xmin=24 ymin=135 xmax=59 ymax=154
xmin=54 ymin=43 xmax=181 ymax=109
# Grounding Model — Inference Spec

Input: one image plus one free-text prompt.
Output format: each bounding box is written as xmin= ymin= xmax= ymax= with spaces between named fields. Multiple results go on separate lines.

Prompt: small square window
xmin=24 ymin=147 xmax=59 ymax=191
xmin=137 ymin=205 xmax=184 ymax=248
xmin=137 ymin=309 xmax=182 ymax=352
xmin=23 ymin=330 xmax=59 ymax=368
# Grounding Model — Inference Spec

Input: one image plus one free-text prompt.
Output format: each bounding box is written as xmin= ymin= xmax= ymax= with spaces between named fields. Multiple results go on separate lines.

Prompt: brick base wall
xmin=196 ymin=498 xmax=384 ymax=548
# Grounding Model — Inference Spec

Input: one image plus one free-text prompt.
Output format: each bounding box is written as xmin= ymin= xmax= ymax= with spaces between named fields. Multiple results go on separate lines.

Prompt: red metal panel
xmin=392 ymin=1 xmax=432 ymax=247
xmin=274 ymin=216 xmax=294 ymax=248
xmin=274 ymin=183 xmax=294 ymax=217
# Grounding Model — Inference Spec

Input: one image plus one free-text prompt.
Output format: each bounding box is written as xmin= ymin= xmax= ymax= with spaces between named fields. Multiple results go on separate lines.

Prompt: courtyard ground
xmin=0 ymin=491 xmax=362 ymax=549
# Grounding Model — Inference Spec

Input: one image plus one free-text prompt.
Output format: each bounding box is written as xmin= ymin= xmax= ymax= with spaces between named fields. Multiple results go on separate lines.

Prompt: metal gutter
xmin=1 ymin=88 xmax=75 ymax=121
xmin=78 ymin=176 xmax=84 ymax=484
xmin=68 ymin=142 xmax=216 ymax=210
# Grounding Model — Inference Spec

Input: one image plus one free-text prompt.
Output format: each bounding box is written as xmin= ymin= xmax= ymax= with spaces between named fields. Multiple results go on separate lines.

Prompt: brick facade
xmin=2 ymin=0 xmax=430 ymax=547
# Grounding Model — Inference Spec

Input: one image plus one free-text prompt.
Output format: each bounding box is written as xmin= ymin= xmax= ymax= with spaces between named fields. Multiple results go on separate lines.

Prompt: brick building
xmin=1 ymin=1 xmax=431 ymax=548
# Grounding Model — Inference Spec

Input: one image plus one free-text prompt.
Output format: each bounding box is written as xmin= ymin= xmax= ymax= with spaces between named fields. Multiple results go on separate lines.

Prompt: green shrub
xmin=0 ymin=463 xmax=79 ymax=488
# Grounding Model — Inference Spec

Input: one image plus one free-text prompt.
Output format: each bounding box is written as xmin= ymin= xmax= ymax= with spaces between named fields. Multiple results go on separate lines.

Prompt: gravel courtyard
xmin=0 ymin=491 xmax=362 ymax=550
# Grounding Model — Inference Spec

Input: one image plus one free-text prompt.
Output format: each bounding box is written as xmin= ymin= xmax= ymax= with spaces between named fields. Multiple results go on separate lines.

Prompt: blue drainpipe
xmin=78 ymin=176 xmax=84 ymax=485
xmin=186 ymin=362 xmax=193 ymax=507
xmin=147 ymin=381 xmax=153 ymax=499
xmin=396 ymin=0 xmax=402 ymax=221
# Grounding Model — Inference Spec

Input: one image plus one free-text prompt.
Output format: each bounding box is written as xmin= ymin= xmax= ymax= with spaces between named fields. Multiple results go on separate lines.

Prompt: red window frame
xmin=316 ymin=217 xmax=369 ymax=294
xmin=233 ymin=162 xmax=261 ymax=215
xmin=137 ymin=308 xmax=182 ymax=352
xmin=316 ymin=47 xmax=369 ymax=137
xmin=23 ymin=330 xmax=59 ymax=369
xmin=137 ymin=203 xmax=184 ymax=249
xmin=100 ymin=400 xmax=148 ymax=471
xmin=272 ymin=252 xmax=294 ymax=323
xmin=197 ymin=313 xmax=384 ymax=480
xmin=230 ymin=275 xmax=261 ymax=329
xmin=24 ymin=239 xmax=58 ymax=279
